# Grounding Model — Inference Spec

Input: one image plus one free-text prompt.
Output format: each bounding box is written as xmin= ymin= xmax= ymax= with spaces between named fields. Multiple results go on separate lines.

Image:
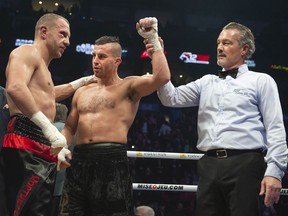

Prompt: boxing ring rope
xmin=127 ymin=151 xmax=288 ymax=196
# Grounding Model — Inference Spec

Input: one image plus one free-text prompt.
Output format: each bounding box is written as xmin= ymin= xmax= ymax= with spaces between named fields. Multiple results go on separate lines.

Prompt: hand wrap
xmin=137 ymin=17 xmax=162 ymax=51
xmin=57 ymin=147 xmax=71 ymax=170
xmin=69 ymin=75 xmax=95 ymax=90
xmin=30 ymin=111 xmax=67 ymax=148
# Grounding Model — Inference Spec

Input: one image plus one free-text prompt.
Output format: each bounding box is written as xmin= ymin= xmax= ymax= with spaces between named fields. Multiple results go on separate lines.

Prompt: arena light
xmin=245 ymin=59 xmax=256 ymax=67
xmin=271 ymin=64 xmax=288 ymax=72
xmin=15 ymin=38 xmax=34 ymax=47
xmin=76 ymin=43 xmax=94 ymax=55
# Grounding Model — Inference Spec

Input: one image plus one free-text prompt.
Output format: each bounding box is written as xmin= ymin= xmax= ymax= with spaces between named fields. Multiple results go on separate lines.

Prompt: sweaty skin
xmin=61 ymin=17 xmax=171 ymax=146
xmin=72 ymin=79 xmax=139 ymax=144
xmin=6 ymin=18 xmax=71 ymax=122
xmin=5 ymin=17 xmax=75 ymax=156
xmin=62 ymin=37 xmax=170 ymax=146
xmin=6 ymin=44 xmax=57 ymax=121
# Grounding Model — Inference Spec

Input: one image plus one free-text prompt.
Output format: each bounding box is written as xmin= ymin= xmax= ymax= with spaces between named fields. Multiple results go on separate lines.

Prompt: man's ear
xmin=115 ymin=57 xmax=122 ymax=65
xmin=241 ymin=44 xmax=249 ymax=56
xmin=39 ymin=25 xmax=48 ymax=39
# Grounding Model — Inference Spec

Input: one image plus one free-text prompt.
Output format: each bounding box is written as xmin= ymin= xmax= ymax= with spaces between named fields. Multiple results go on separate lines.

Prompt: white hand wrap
xmin=57 ymin=147 xmax=71 ymax=171
xmin=30 ymin=111 xmax=67 ymax=148
xmin=69 ymin=75 xmax=95 ymax=90
xmin=137 ymin=17 xmax=162 ymax=51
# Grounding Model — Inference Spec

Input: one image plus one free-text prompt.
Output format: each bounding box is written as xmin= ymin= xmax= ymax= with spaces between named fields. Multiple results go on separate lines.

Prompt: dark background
xmin=1 ymin=1 xmax=288 ymax=215
xmin=1 ymin=0 xmax=288 ymax=111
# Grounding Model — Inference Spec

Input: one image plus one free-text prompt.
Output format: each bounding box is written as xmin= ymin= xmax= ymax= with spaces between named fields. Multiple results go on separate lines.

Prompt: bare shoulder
xmin=9 ymin=44 xmax=41 ymax=63
xmin=123 ymin=76 xmax=139 ymax=79
xmin=73 ymin=82 xmax=97 ymax=97
xmin=123 ymin=74 xmax=152 ymax=81
xmin=122 ymin=75 xmax=142 ymax=83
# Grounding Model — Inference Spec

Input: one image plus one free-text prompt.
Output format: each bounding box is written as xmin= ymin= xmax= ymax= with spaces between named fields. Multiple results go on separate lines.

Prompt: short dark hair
xmin=95 ymin=36 xmax=122 ymax=57
xmin=95 ymin=36 xmax=120 ymax=45
xmin=35 ymin=13 xmax=69 ymax=31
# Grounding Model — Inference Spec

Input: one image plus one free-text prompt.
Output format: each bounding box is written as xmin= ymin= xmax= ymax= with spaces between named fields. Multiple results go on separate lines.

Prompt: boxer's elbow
xmin=6 ymin=82 xmax=25 ymax=99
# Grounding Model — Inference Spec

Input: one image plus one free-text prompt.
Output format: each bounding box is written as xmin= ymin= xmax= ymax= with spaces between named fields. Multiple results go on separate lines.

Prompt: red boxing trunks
xmin=1 ymin=114 xmax=57 ymax=216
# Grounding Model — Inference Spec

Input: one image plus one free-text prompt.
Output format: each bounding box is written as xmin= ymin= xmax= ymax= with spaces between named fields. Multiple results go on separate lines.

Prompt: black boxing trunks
xmin=1 ymin=114 xmax=57 ymax=216
xmin=59 ymin=143 xmax=133 ymax=216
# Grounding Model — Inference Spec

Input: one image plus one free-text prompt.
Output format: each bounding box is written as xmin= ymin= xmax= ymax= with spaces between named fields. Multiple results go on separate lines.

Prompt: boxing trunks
xmin=1 ymin=114 xmax=57 ymax=216
xmin=59 ymin=143 xmax=133 ymax=216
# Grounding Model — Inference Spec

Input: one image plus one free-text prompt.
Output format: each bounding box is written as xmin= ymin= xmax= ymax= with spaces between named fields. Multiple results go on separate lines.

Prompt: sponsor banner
xmin=127 ymin=151 xmax=203 ymax=160
xmin=133 ymin=183 xmax=197 ymax=192
xmin=179 ymin=52 xmax=210 ymax=64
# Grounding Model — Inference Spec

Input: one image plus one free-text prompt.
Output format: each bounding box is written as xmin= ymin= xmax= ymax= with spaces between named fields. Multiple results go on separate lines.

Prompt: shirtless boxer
xmin=59 ymin=17 xmax=170 ymax=215
xmin=1 ymin=13 xmax=95 ymax=216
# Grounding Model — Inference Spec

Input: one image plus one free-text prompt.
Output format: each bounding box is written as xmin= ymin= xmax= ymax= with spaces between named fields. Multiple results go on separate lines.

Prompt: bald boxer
xmin=1 ymin=13 xmax=95 ymax=216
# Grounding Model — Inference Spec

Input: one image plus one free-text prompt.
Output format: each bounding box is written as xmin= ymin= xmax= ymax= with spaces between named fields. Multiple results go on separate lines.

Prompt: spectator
xmin=135 ymin=205 xmax=155 ymax=216
xmin=0 ymin=86 xmax=9 ymax=216
xmin=51 ymin=103 xmax=73 ymax=216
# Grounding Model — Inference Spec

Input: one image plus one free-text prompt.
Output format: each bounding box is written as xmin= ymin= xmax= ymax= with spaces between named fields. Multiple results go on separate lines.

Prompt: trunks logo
xmin=14 ymin=175 xmax=40 ymax=216
xmin=179 ymin=52 xmax=210 ymax=64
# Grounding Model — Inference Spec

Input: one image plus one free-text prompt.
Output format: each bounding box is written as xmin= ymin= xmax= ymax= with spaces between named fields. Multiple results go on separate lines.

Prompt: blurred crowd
xmin=128 ymin=106 xmax=288 ymax=216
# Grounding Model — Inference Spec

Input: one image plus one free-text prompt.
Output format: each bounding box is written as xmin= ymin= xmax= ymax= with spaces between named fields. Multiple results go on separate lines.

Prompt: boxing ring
xmin=127 ymin=151 xmax=288 ymax=196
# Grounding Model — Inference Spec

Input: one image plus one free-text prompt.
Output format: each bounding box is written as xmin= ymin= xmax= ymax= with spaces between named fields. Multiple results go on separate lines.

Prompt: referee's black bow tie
xmin=218 ymin=68 xmax=238 ymax=79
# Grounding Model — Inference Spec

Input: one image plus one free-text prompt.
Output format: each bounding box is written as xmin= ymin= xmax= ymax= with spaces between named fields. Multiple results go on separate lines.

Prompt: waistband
xmin=75 ymin=142 xmax=125 ymax=149
xmin=205 ymin=148 xmax=263 ymax=159
xmin=73 ymin=143 xmax=127 ymax=161
xmin=7 ymin=114 xmax=50 ymax=145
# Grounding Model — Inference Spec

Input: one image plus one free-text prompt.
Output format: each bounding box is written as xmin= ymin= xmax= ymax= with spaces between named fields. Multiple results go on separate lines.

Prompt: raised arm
xmin=130 ymin=17 xmax=170 ymax=98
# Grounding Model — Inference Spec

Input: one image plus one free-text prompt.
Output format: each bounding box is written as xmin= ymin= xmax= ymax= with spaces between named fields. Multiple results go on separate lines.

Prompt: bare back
xmin=70 ymin=79 xmax=140 ymax=144
xmin=6 ymin=45 xmax=56 ymax=121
